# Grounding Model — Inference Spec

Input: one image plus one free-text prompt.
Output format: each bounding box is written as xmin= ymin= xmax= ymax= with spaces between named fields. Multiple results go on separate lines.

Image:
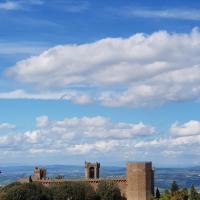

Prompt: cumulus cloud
xmin=170 ymin=120 xmax=200 ymax=137
xmin=133 ymin=120 xmax=200 ymax=160
xmin=2 ymin=117 xmax=200 ymax=163
xmin=36 ymin=116 xmax=49 ymax=128
xmin=134 ymin=136 xmax=196 ymax=148
xmin=0 ymin=116 xmax=155 ymax=156
xmin=52 ymin=116 xmax=155 ymax=138
xmin=5 ymin=28 xmax=200 ymax=107
xmin=67 ymin=140 xmax=119 ymax=155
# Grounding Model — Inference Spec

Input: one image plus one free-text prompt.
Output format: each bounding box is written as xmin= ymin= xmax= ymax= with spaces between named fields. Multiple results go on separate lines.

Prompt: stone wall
xmin=18 ymin=161 xmax=154 ymax=200
xmin=35 ymin=178 xmax=127 ymax=198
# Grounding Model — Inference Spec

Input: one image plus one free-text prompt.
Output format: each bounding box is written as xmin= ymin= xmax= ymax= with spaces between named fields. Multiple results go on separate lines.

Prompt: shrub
xmin=96 ymin=181 xmax=121 ymax=200
xmin=1 ymin=182 xmax=52 ymax=200
xmin=160 ymin=190 xmax=171 ymax=200
xmin=50 ymin=181 xmax=97 ymax=200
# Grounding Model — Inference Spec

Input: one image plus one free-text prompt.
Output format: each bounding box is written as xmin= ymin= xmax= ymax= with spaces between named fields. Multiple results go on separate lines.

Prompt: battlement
xmin=85 ymin=161 xmax=100 ymax=179
xmin=18 ymin=161 xmax=154 ymax=200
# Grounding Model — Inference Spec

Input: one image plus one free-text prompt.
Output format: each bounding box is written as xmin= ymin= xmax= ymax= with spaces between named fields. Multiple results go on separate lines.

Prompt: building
xmin=33 ymin=167 xmax=47 ymax=181
xmin=18 ymin=161 xmax=154 ymax=200
xmin=85 ymin=161 xmax=100 ymax=179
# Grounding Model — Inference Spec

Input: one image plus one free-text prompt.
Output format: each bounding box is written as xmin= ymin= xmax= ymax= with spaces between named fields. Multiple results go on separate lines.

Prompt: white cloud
xmin=0 ymin=90 xmax=63 ymax=100
xmin=52 ymin=116 xmax=155 ymax=138
xmin=0 ymin=123 xmax=16 ymax=129
xmin=24 ymin=130 xmax=41 ymax=143
xmin=0 ymin=1 xmax=21 ymax=10
xmin=170 ymin=120 xmax=200 ymax=137
xmin=162 ymin=150 xmax=183 ymax=157
xmin=0 ymin=116 xmax=155 ymax=156
xmin=67 ymin=140 xmax=119 ymax=155
xmin=0 ymin=0 xmax=43 ymax=10
xmin=2 ymin=117 xmax=200 ymax=163
xmin=5 ymin=28 xmax=200 ymax=107
xmin=0 ymin=89 xmax=92 ymax=104
xmin=121 ymin=8 xmax=200 ymax=21
xmin=36 ymin=116 xmax=49 ymax=128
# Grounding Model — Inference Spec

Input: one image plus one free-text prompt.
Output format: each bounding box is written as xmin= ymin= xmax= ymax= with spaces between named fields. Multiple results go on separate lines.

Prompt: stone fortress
xmin=18 ymin=161 xmax=154 ymax=200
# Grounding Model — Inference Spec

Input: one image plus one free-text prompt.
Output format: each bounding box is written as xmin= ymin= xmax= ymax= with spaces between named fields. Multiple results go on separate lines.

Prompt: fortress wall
xmin=87 ymin=179 xmax=127 ymax=198
xmin=35 ymin=178 xmax=127 ymax=198
xmin=18 ymin=161 xmax=154 ymax=200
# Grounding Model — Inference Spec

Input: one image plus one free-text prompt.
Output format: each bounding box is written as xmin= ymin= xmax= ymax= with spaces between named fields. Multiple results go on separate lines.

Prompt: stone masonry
xmin=18 ymin=161 xmax=154 ymax=200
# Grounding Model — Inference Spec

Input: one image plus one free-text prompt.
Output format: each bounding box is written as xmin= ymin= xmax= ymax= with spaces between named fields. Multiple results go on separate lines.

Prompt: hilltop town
xmin=18 ymin=161 xmax=154 ymax=200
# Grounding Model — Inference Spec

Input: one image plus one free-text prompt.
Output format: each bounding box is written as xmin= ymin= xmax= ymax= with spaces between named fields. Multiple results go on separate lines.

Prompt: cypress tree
xmin=190 ymin=185 xmax=199 ymax=200
xmin=171 ymin=181 xmax=179 ymax=195
xmin=156 ymin=188 xmax=160 ymax=199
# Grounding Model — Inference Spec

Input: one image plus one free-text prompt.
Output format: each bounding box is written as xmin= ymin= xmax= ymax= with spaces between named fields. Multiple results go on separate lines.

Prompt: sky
xmin=1 ymin=0 xmax=200 ymax=167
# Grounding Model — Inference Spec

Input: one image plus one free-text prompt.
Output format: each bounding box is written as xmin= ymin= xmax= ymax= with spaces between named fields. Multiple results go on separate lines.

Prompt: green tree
xmin=182 ymin=188 xmax=189 ymax=200
xmin=96 ymin=181 xmax=121 ymax=200
xmin=1 ymin=182 xmax=52 ymax=200
xmin=156 ymin=188 xmax=161 ymax=199
xmin=160 ymin=190 xmax=171 ymax=200
xmin=50 ymin=181 xmax=97 ymax=200
xmin=84 ymin=182 xmax=97 ymax=200
xmin=190 ymin=185 xmax=199 ymax=200
xmin=171 ymin=181 xmax=179 ymax=195
xmin=171 ymin=189 xmax=188 ymax=200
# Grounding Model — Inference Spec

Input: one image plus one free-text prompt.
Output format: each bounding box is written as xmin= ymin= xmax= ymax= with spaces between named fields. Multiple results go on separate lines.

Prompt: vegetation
xmin=156 ymin=188 xmax=161 ymax=199
xmin=50 ymin=181 xmax=97 ymax=200
xmin=2 ymin=180 xmax=200 ymax=200
xmin=0 ymin=182 xmax=52 ymax=200
xmin=0 ymin=181 xmax=122 ymax=200
xmin=190 ymin=185 xmax=199 ymax=200
xmin=153 ymin=181 xmax=200 ymax=200
xmin=96 ymin=181 xmax=122 ymax=200
xmin=171 ymin=181 xmax=179 ymax=196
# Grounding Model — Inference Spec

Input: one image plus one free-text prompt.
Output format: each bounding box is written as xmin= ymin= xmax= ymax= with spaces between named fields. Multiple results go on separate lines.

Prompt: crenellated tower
xmin=85 ymin=161 xmax=100 ymax=179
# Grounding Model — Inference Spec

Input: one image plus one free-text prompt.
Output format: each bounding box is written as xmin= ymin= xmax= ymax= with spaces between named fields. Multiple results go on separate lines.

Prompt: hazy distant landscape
xmin=1 ymin=165 xmax=200 ymax=190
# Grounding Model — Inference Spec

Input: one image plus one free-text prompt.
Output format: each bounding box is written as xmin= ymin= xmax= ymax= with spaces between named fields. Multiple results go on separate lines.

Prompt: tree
xmin=171 ymin=189 xmax=188 ymax=200
xmin=1 ymin=182 xmax=52 ymax=200
xmin=50 ymin=181 xmax=97 ymax=200
xmin=160 ymin=190 xmax=171 ymax=200
xmin=190 ymin=185 xmax=199 ymax=200
xmin=182 ymin=188 xmax=189 ymax=200
xmin=171 ymin=181 xmax=179 ymax=195
xmin=96 ymin=181 xmax=121 ymax=200
xmin=156 ymin=188 xmax=161 ymax=199
xmin=51 ymin=182 xmax=82 ymax=200
xmin=84 ymin=182 xmax=97 ymax=200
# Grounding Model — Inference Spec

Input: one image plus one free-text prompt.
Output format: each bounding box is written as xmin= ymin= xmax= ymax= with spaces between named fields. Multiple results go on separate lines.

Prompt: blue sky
xmin=1 ymin=0 xmax=200 ymax=167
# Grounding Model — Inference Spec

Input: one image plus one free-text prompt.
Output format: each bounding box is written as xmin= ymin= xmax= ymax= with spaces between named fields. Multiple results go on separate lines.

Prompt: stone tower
xmin=33 ymin=167 xmax=47 ymax=180
xmin=126 ymin=162 xmax=154 ymax=200
xmin=85 ymin=161 xmax=100 ymax=179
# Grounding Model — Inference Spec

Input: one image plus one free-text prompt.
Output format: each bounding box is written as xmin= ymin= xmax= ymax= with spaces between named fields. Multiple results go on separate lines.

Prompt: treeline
xmin=0 ymin=181 xmax=123 ymax=200
xmin=1 ymin=180 xmax=200 ymax=200
xmin=153 ymin=181 xmax=200 ymax=200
